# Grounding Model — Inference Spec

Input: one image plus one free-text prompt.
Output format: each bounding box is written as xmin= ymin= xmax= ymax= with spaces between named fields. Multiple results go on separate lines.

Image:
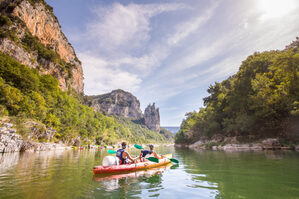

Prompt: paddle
xmin=134 ymin=144 xmax=143 ymax=149
xmin=134 ymin=144 xmax=179 ymax=164
xmin=146 ymin=157 xmax=159 ymax=163
xmin=107 ymin=149 xmax=117 ymax=154
xmin=170 ymin=164 xmax=179 ymax=169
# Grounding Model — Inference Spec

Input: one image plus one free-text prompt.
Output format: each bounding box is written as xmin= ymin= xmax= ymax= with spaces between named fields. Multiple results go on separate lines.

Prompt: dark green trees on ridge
xmin=175 ymin=38 xmax=299 ymax=144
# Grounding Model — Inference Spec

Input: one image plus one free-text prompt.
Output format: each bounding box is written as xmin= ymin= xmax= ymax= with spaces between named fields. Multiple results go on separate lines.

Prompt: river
xmin=0 ymin=146 xmax=298 ymax=198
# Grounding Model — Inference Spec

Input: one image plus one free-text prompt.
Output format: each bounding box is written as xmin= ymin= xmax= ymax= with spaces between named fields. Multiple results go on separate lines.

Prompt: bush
xmin=0 ymin=52 xmax=170 ymax=145
xmin=175 ymin=38 xmax=299 ymax=144
xmin=0 ymin=15 xmax=12 ymax=26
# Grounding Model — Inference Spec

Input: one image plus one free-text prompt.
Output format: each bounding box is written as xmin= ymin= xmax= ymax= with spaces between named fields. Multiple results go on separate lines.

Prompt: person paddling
xmin=116 ymin=142 xmax=136 ymax=164
xmin=139 ymin=144 xmax=163 ymax=162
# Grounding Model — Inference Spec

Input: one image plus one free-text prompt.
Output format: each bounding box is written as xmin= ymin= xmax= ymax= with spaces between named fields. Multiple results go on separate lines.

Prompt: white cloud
xmin=79 ymin=2 xmax=188 ymax=95
xmin=160 ymin=106 xmax=180 ymax=111
xmin=168 ymin=39 xmax=229 ymax=73
xmin=255 ymin=0 xmax=298 ymax=22
xmin=79 ymin=53 xmax=142 ymax=95
xmin=167 ymin=2 xmax=218 ymax=46
xmin=111 ymin=47 xmax=169 ymax=75
xmin=87 ymin=2 xmax=186 ymax=52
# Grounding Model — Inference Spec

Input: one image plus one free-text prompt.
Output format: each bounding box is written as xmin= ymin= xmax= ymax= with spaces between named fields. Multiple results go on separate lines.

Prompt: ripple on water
xmin=1 ymin=148 xmax=299 ymax=199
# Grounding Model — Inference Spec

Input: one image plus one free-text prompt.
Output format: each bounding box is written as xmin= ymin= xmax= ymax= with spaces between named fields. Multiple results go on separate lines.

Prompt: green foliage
xmin=0 ymin=78 xmax=23 ymax=115
xmin=21 ymin=31 xmax=74 ymax=79
xmin=176 ymin=38 xmax=299 ymax=144
xmin=22 ymin=32 xmax=58 ymax=62
xmin=27 ymin=0 xmax=54 ymax=14
xmin=0 ymin=54 xmax=40 ymax=93
xmin=159 ymin=127 xmax=175 ymax=141
xmin=0 ymin=52 xmax=169 ymax=145
xmin=5 ymin=3 xmax=18 ymax=13
xmin=0 ymin=29 xmax=19 ymax=42
xmin=12 ymin=116 xmax=30 ymax=139
xmin=0 ymin=104 xmax=8 ymax=116
xmin=0 ymin=15 xmax=12 ymax=26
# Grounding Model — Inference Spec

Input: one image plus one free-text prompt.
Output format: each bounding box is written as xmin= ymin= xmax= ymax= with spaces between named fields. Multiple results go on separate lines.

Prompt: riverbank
xmin=175 ymin=134 xmax=299 ymax=152
xmin=0 ymin=117 xmax=174 ymax=153
xmin=0 ymin=117 xmax=71 ymax=153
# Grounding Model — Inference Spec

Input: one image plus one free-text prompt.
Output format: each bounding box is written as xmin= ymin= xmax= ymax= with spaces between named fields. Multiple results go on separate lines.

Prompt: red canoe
xmin=93 ymin=164 xmax=171 ymax=182
xmin=93 ymin=154 xmax=172 ymax=174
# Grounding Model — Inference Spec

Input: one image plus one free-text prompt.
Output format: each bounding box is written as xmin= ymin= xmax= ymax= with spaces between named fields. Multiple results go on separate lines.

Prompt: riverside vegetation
xmin=175 ymin=38 xmax=299 ymax=147
xmin=0 ymin=0 xmax=173 ymax=148
xmin=0 ymin=52 xmax=172 ymax=146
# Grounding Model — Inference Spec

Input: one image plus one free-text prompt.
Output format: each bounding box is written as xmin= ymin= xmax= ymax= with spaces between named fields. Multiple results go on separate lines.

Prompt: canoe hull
xmin=93 ymin=154 xmax=172 ymax=174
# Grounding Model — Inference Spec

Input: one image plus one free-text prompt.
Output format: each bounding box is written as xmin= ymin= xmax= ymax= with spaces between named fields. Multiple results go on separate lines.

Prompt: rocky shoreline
xmin=0 ymin=117 xmax=174 ymax=153
xmin=0 ymin=119 xmax=71 ymax=153
xmin=175 ymin=134 xmax=299 ymax=152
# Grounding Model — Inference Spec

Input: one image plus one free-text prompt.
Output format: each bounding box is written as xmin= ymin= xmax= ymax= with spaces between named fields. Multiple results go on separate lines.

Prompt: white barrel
xmin=102 ymin=156 xmax=119 ymax=166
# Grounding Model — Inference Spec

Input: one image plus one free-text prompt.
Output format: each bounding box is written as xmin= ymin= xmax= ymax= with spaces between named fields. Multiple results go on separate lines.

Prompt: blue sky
xmin=46 ymin=0 xmax=299 ymax=126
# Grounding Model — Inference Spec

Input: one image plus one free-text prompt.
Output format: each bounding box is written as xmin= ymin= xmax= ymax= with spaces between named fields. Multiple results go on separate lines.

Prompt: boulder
xmin=24 ymin=121 xmax=55 ymax=141
xmin=262 ymin=138 xmax=281 ymax=149
xmin=223 ymin=136 xmax=239 ymax=144
xmin=210 ymin=134 xmax=225 ymax=143
xmin=3 ymin=123 xmax=13 ymax=128
xmin=39 ymin=128 xmax=56 ymax=141
xmin=73 ymin=137 xmax=81 ymax=147
xmin=0 ymin=132 xmax=24 ymax=153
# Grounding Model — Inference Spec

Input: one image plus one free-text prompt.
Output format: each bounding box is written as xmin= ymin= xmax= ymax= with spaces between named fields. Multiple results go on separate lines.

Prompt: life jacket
xmin=139 ymin=150 xmax=153 ymax=162
xmin=116 ymin=149 xmax=127 ymax=164
xmin=141 ymin=149 xmax=153 ymax=157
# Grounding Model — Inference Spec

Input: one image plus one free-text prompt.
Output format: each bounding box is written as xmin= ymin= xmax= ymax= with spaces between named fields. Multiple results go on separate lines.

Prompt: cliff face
xmin=144 ymin=103 xmax=160 ymax=132
xmin=0 ymin=0 xmax=83 ymax=93
xmin=88 ymin=90 xmax=162 ymax=132
xmin=89 ymin=89 xmax=143 ymax=119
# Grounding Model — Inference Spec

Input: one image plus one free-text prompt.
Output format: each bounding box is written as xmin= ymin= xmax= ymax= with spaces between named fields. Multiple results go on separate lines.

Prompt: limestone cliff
xmin=88 ymin=89 xmax=143 ymax=119
xmin=87 ymin=90 xmax=163 ymax=131
xmin=0 ymin=0 xmax=83 ymax=93
xmin=144 ymin=103 xmax=160 ymax=132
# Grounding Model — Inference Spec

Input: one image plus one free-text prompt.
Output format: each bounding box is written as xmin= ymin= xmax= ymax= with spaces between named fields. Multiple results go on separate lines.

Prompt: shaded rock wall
xmin=144 ymin=103 xmax=160 ymax=132
xmin=89 ymin=89 xmax=143 ymax=119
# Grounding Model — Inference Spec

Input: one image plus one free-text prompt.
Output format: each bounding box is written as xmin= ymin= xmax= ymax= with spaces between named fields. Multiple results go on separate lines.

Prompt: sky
xmin=46 ymin=0 xmax=299 ymax=126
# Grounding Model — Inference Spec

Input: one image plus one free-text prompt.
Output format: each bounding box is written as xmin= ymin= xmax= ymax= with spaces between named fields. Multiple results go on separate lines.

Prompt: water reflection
xmin=0 ymin=147 xmax=298 ymax=199
xmin=93 ymin=164 xmax=171 ymax=192
xmin=0 ymin=152 xmax=20 ymax=172
xmin=175 ymin=148 xmax=299 ymax=199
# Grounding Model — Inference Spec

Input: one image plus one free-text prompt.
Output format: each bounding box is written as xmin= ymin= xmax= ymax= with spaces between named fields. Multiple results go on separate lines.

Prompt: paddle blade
xmin=170 ymin=164 xmax=179 ymax=169
xmin=107 ymin=149 xmax=117 ymax=154
xmin=169 ymin=158 xmax=179 ymax=164
xmin=134 ymin=144 xmax=143 ymax=150
xmin=147 ymin=157 xmax=159 ymax=163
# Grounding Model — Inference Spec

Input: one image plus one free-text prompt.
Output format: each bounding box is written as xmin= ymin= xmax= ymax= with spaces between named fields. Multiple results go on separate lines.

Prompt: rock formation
xmin=0 ymin=123 xmax=23 ymax=153
xmin=89 ymin=89 xmax=143 ymax=119
xmin=0 ymin=0 xmax=83 ymax=93
xmin=144 ymin=103 xmax=160 ymax=132
xmin=0 ymin=119 xmax=71 ymax=153
xmin=88 ymin=90 xmax=163 ymax=131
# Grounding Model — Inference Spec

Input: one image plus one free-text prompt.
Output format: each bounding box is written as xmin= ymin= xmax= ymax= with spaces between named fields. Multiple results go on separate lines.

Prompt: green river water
xmin=0 ymin=146 xmax=298 ymax=199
